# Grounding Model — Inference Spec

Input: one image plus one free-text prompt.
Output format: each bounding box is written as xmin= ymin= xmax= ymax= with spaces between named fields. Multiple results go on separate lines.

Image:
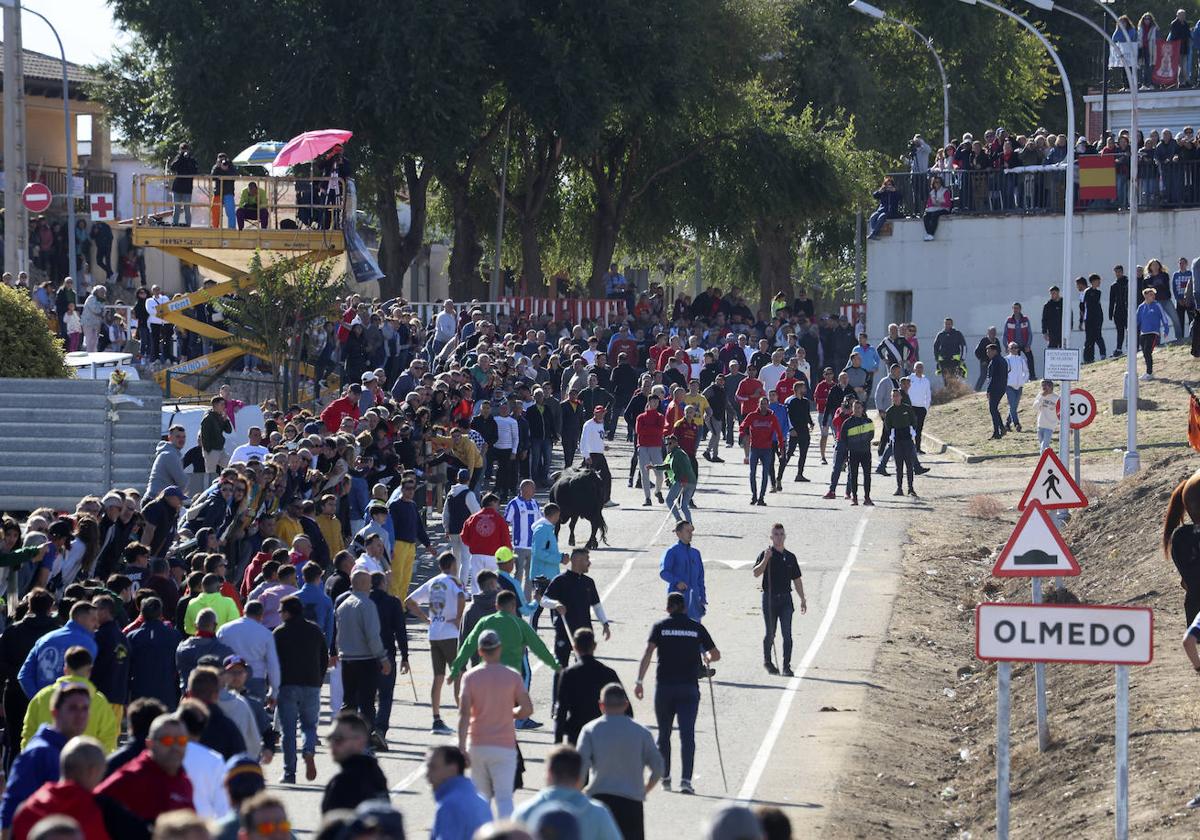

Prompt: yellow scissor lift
xmin=131 ymin=173 xmax=346 ymax=398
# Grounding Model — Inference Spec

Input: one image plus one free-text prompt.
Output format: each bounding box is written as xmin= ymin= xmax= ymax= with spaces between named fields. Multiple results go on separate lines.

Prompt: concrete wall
xmin=865 ymin=210 xmax=1199 ymax=381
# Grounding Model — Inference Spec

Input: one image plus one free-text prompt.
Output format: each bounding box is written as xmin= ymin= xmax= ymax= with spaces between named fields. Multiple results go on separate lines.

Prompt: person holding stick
xmin=752 ymin=524 xmax=806 ymax=677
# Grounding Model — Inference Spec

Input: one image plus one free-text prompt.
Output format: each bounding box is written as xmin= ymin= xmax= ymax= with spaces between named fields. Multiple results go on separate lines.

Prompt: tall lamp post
xmin=0 ymin=0 xmax=77 ymax=294
xmin=1018 ymin=0 xmax=1140 ymax=477
xmin=849 ymin=0 xmax=951 ymax=149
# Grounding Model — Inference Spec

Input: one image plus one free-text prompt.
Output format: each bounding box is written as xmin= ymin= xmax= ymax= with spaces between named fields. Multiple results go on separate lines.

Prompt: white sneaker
xmin=1139 ymin=372 xmax=1152 ymax=380
xmin=923 ymin=234 xmax=934 ymax=241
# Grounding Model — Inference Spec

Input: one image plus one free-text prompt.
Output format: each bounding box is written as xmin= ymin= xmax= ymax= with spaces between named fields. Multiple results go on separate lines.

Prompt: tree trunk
xmin=588 ymin=205 xmax=620 ymax=297
xmin=447 ymin=186 xmax=485 ymax=300
xmin=754 ymin=219 xmax=795 ymax=313
xmin=519 ymin=218 xmax=546 ymax=295
xmin=374 ymin=159 xmax=428 ymax=301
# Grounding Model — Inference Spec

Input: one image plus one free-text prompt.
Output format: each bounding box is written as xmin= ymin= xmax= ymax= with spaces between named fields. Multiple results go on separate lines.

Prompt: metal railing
xmin=130 ymin=174 xmax=346 ymax=231
xmin=26 ymin=163 xmax=116 ymax=200
xmin=877 ymin=156 xmax=1200 ymax=218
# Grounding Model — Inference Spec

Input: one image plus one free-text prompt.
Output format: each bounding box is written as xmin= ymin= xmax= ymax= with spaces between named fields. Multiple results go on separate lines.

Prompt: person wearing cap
xmin=386 ymin=477 xmax=431 ymax=601
xmin=634 ymin=591 xmax=720 ymax=796
xmin=579 ymin=406 xmax=613 ymax=506
xmin=216 ymin=656 xmax=264 ymax=759
xmin=213 ymin=755 xmax=266 ymax=840
xmin=457 ymin=627 xmax=533 ymax=818
xmin=333 ymin=570 xmax=391 ymax=738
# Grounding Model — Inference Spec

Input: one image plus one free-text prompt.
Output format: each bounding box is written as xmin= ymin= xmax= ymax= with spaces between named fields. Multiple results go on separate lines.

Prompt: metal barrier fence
xmin=131 ymin=174 xmax=345 ymax=230
xmin=880 ymin=157 xmax=1200 ymax=217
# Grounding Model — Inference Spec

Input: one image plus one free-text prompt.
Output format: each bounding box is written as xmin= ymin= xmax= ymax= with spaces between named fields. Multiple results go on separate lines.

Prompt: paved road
xmin=277 ymin=436 xmax=962 ymax=836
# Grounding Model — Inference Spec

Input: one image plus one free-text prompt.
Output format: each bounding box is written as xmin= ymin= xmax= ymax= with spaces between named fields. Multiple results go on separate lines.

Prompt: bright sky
xmin=17 ymin=0 xmax=124 ymax=65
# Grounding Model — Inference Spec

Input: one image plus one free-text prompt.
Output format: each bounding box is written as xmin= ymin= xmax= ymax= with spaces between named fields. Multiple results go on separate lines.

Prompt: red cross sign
xmin=89 ymin=193 xmax=115 ymax=221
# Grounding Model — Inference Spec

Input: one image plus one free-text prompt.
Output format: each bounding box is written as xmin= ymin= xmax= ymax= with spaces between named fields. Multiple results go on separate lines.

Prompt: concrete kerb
xmin=920 ymin=431 xmax=982 ymax=463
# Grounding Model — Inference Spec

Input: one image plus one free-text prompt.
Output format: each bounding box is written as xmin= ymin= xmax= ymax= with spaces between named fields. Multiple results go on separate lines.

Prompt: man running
xmin=634 ymin=592 xmax=721 ymax=796
xmin=739 ymin=396 xmax=784 ymax=506
xmin=654 ymin=435 xmax=696 ymax=525
xmin=753 ymin=524 xmax=806 ymax=676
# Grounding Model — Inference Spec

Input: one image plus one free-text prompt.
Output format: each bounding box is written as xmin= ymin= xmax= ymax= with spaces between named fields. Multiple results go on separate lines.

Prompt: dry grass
xmin=930 ymin=376 xmax=973 ymax=406
xmin=965 ymin=494 xmax=1006 ymax=519
xmin=923 ymin=344 xmax=1197 ymax=461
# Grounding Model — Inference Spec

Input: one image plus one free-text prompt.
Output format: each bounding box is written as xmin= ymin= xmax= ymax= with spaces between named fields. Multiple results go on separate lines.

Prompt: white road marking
xmin=735 ymin=514 xmax=871 ymax=803
xmin=391 ymin=764 xmax=426 ymax=794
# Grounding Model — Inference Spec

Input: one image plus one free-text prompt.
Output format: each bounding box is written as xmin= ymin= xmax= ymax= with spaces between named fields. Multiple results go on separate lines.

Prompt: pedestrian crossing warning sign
xmin=993 ymin=500 xmax=1082 ymax=577
xmin=1017 ymin=448 xmax=1088 ymax=511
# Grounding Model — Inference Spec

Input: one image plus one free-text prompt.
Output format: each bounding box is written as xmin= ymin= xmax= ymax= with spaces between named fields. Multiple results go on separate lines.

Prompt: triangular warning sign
xmin=1017 ymin=448 xmax=1088 ymax=511
xmin=993 ymin=500 xmax=1081 ymax=577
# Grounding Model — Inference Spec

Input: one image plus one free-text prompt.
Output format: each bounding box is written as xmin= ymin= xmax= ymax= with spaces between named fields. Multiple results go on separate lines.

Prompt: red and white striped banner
xmin=502 ymin=297 xmax=625 ymax=324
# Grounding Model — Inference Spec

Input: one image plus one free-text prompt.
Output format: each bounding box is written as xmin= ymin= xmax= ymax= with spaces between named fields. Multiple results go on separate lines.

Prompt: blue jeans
xmin=654 ymin=682 xmax=701 ymax=781
xmin=749 ymin=447 xmax=774 ymax=499
xmin=828 ymin=442 xmax=848 ymax=491
xmin=530 ymin=438 xmax=552 ymax=486
xmin=665 ymin=480 xmax=694 ymax=523
xmin=172 ymin=192 xmax=192 ymax=226
xmin=867 ymin=208 xmax=889 ymax=237
xmin=1005 ymin=386 xmax=1022 ymax=426
xmin=222 ymin=194 xmax=237 ymax=229
xmin=275 ymin=684 xmax=319 ymax=774
xmin=1038 ymin=427 xmax=1053 ymax=451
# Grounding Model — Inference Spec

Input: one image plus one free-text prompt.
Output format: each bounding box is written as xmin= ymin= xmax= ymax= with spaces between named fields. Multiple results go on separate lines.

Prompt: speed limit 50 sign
xmin=1056 ymin=387 xmax=1097 ymax=430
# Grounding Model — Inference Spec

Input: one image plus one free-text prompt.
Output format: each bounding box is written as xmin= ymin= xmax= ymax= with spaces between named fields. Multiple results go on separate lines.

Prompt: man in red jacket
xmin=459 ymin=494 xmax=512 ymax=597
xmin=739 ymin=396 xmax=784 ymax=506
xmin=94 ymin=713 xmax=193 ymax=822
xmin=319 ymin=384 xmax=363 ymax=433
xmin=635 ymin=394 xmax=666 ymax=506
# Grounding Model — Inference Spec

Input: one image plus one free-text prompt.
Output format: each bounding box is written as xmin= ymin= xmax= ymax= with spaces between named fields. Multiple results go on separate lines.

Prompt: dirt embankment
xmin=829 ymin=450 xmax=1200 ymax=839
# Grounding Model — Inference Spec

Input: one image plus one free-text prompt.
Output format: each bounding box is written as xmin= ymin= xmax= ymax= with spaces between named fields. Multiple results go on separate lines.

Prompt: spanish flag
xmin=1079 ymin=156 xmax=1117 ymax=201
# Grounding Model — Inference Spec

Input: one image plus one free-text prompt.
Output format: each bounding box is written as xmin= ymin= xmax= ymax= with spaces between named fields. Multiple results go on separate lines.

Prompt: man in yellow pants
xmin=388 ymin=478 xmax=431 ymax=600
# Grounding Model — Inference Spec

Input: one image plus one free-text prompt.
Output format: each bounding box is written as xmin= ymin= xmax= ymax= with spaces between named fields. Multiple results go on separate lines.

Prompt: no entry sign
xmin=21 ymin=182 xmax=51 ymax=213
xmin=975 ymin=603 xmax=1153 ymax=665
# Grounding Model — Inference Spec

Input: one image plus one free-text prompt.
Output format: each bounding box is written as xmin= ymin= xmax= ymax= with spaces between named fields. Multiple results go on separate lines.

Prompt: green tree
xmin=0 ymin=287 xmax=69 ymax=379
xmin=217 ymin=254 xmax=344 ymax=405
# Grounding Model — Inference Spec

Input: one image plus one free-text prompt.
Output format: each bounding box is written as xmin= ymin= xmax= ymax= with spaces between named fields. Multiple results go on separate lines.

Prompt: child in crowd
xmin=1031 ymin=379 xmax=1058 ymax=452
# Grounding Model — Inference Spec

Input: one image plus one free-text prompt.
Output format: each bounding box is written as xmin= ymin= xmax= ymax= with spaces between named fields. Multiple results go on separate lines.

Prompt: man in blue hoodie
xmin=18 ymin=601 xmax=98 ymax=698
xmin=514 ymin=744 xmax=622 ymax=840
xmin=0 ymin=681 xmax=91 ymax=830
xmin=426 ymin=745 xmax=491 ymax=840
xmin=658 ymin=522 xmax=706 ymax=622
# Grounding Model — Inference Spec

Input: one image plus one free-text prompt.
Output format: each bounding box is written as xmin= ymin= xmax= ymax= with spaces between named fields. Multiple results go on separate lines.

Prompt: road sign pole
xmin=1073 ymin=428 xmax=1081 ymax=486
xmin=1115 ymin=664 xmax=1129 ymax=840
xmin=1032 ymin=578 xmax=1050 ymax=752
xmin=997 ymin=661 xmax=1011 ymax=840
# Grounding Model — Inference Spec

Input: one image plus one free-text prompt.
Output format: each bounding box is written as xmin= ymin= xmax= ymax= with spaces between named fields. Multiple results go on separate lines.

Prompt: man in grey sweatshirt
xmin=334 ymin=569 xmax=391 ymax=737
xmin=146 ymin=425 xmax=188 ymax=499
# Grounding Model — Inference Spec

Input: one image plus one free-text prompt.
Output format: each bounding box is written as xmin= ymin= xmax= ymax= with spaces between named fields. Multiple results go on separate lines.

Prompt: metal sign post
xmin=1116 ymin=665 xmax=1129 ymax=840
xmin=1074 ymin=428 xmax=1082 ymax=486
xmin=1031 ymin=578 xmax=1050 ymax=751
xmin=997 ymin=661 xmax=1012 ymax=840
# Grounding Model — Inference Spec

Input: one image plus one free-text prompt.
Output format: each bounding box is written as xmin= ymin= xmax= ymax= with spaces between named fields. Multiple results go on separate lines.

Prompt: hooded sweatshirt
xmin=12 ymin=781 xmax=110 ymax=840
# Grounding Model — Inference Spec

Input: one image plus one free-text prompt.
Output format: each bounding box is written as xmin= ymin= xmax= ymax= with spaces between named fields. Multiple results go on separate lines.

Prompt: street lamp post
xmin=1019 ymin=0 xmax=1141 ymax=477
xmin=849 ymin=0 xmax=951 ymax=149
xmin=0 ymin=0 xmax=77 ymax=295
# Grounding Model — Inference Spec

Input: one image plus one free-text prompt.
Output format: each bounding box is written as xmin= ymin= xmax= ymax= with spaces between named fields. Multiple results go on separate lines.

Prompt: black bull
xmin=548 ymin=467 xmax=609 ymax=549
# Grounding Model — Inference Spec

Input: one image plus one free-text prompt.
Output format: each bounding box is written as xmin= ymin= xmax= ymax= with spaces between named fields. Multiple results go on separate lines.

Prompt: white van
xmin=64 ymin=351 xmax=141 ymax=381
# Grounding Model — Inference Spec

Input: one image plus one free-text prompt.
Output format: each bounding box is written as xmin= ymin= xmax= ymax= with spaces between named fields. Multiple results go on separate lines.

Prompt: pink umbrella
xmin=271 ymin=129 xmax=353 ymax=168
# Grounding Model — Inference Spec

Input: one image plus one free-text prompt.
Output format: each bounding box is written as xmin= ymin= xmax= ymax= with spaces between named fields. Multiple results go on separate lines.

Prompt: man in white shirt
xmin=492 ymin=401 xmax=520 ymax=498
xmin=433 ymin=300 xmax=459 ymax=358
xmin=406 ymin=552 xmax=467 ymax=736
xmin=760 ymin=349 xmax=788 ymax=395
xmin=145 ymin=284 xmax=172 ymax=363
xmin=504 ymin=480 xmax=540 ymax=591
xmin=229 ymin=426 xmax=270 ymax=465
xmin=580 ymin=405 xmax=614 ymax=507
xmin=685 ymin=336 xmax=706 ymax=379
xmin=908 ymin=361 xmax=933 ymax=454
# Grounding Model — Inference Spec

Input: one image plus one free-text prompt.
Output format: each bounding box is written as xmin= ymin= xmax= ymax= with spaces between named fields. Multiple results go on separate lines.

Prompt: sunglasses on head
xmin=156 ymin=734 xmax=189 ymax=747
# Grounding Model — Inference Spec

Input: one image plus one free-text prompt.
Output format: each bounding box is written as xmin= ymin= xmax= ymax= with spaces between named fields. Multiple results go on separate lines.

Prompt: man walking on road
xmin=543 ymin=549 xmax=611 ymax=694
xmin=578 ymin=683 xmax=664 ymax=840
xmin=739 ymin=396 xmax=784 ymax=506
xmin=272 ymin=596 xmax=327 ymax=784
xmin=458 ymin=629 xmax=533 ymax=818
xmin=881 ymin=389 xmax=920 ymax=497
xmin=658 ymin=522 xmax=707 ymax=624
xmin=333 ymin=570 xmax=391 ymax=737
xmin=505 ymin=480 xmax=540 ymax=593
xmin=406 ymin=552 xmax=466 ymax=736
xmin=581 ymin=406 xmax=614 ymax=506
xmin=753 ymin=525 xmax=806 ymax=676
xmin=634 ymin=592 xmax=721 ymax=796
xmin=513 ymin=744 xmax=623 ymax=840
xmin=554 ymin=628 xmax=621 ymax=745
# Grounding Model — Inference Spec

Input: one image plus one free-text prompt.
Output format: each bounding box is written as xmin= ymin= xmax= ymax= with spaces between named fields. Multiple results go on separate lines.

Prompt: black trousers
xmin=1083 ymin=322 xmax=1106 ymax=362
xmin=987 ymin=390 xmax=1005 ymax=435
xmin=562 ymin=438 xmax=577 ymax=472
xmin=341 ymin=659 xmax=380 ymax=731
xmin=1140 ymin=333 xmax=1157 ymax=374
xmin=893 ymin=436 xmax=917 ymax=489
xmin=1114 ymin=318 xmax=1127 ymax=354
xmin=375 ymin=656 xmax=397 ymax=735
xmin=493 ymin=448 xmax=516 ymax=497
xmin=912 ymin=406 xmax=927 ymax=451
xmin=847 ymin=450 xmax=871 ymax=497
xmin=778 ymin=431 xmax=809 ymax=480
xmin=595 ymin=794 xmax=645 ymax=840
xmin=1023 ymin=348 xmax=1037 ymax=379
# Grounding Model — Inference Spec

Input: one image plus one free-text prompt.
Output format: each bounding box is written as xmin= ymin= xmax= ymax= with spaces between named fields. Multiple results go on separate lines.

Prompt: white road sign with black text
xmin=975 ymin=603 xmax=1153 ymax=665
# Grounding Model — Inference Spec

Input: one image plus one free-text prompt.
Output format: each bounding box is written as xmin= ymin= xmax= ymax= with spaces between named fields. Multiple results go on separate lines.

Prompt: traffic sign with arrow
xmin=993 ymin=500 xmax=1081 ymax=577
xmin=1017 ymin=447 xmax=1088 ymax=511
